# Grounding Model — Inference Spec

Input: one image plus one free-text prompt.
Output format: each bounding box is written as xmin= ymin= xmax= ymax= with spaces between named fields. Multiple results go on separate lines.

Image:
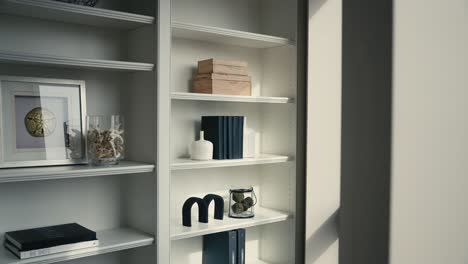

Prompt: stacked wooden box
xmin=192 ymin=59 xmax=252 ymax=96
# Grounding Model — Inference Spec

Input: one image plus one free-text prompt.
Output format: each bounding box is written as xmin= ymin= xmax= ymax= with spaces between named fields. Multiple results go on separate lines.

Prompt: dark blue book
xmin=232 ymin=117 xmax=244 ymax=159
xmin=4 ymin=223 xmax=96 ymax=251
xmin=223 ymin=116 xmax=228 ymax=159
xmin=203 ymin=230 xmax=237 ymax=264
xmin=237 ymin=229 xmax=246 ymax=264
xmin=238 ymin=117 xmax=244 ymax=159
xmin=228 ymin=117 xmax=234 ymax=159
xmin=202 ymin=116 xmax=224 ymax=160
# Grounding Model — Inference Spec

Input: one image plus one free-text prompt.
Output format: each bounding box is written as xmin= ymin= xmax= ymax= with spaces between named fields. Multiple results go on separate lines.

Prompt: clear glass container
xmin=229 ymin=186 xmax=257 ymax=218
xmin=86 ymin=115 xmax=124 ymax=165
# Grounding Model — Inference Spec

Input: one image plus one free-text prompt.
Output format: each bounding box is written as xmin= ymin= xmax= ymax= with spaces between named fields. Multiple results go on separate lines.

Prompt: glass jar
xmin=86 ymin=115 xmax=124 ymax=165
xmin=229 ymin=186 xmax=257 ymax=218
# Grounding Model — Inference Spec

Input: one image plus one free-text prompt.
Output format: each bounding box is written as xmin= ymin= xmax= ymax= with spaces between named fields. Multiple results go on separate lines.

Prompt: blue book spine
xmin=222 ymin=116 xmax=228 ymax=159
xmin=238 ymin=117 xmax=244 ymax=159
xmin=234 ymin=117 xmax=241 ymax=159
xmin=228 ymin=116 xmax=234 ymax=159
xmin=220 ymin=116 xmax=225 ymax=160
xmin=237 ymin=229 xmax=246 ymax=264
xmin=203 ymin=231 xmax=237 ymax=264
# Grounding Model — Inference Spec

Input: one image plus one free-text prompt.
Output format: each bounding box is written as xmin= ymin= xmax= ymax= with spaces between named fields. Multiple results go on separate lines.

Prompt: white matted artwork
xmin=0 ymin=76 xmax=87 ymax=168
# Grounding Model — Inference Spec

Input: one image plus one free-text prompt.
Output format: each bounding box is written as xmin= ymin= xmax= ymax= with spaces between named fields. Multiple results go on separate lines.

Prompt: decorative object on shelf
xmin=86 ymin=115 xmax=124 ymax=165
xmin=25 ymin=107 xmax=57 ymax=137
xmin=203 ymin=194 xmax=224 ymax=220
xmin=193 ymin=59 xmax=252 ymax=96
xmin=190 ymin=131 xmax=213 ymax=161
xmin=4 ymin=223 xmax=98 ymax=260
xmin=229 ymin=187 xmax=257 ymax=219
xmin=54 ymin=0 xmax=99 ymax=7
xmin=182 ymin=197 xmax=209 ymax=227
xmin=201 ymin=116 xmax=244 ymax=160
xmin=0 ymin=76 xmax=86 ymax=168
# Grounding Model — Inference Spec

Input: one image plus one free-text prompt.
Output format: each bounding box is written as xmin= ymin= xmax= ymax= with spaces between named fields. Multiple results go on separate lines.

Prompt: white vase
xmin=190 ymin=131 xmax=213 ymax=161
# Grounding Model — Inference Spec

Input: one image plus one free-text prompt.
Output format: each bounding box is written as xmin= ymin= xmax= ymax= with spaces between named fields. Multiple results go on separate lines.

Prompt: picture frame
xmin=0 ymin=76 xmax=87 ymax=168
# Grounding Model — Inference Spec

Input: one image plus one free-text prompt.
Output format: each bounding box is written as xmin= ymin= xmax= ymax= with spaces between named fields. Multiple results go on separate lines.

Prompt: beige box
xmin=194 ymin=73 xmax=251 ymax=82
xmin=198 ymin=59 xmax=249 ymax=76
xmin=192 ymin=79 xmax=251 ymax=96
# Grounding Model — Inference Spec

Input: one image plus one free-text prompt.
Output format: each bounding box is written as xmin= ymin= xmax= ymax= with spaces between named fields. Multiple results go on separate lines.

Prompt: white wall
xmin=305 ymin=0 xmax=341 ymax=263
xmin=391 ymin=0 xmax=468 ymax=263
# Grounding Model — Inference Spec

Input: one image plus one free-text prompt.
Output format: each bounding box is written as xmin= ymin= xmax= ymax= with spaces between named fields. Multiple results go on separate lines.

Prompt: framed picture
xmin=0 ymin=76 xmax=87 ymax=168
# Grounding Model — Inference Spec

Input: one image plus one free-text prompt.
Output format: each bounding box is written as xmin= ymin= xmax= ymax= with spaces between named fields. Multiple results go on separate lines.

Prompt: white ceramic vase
xmin=190 ymin=131 xmax=213 ymax=161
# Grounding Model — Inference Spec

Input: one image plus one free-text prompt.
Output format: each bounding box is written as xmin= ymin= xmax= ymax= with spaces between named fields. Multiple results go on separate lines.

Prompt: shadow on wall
xmin=305 ymin=209 xmax=339 ymax=263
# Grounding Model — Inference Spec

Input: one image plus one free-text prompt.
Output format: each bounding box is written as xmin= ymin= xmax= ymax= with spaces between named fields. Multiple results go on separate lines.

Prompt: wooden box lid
xmin=198 ymin=59 xmax=248 ymax=68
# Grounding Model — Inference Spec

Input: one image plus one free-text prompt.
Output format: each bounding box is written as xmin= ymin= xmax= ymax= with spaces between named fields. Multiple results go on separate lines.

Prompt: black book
xmin=228 ymin=116 xmax=234 ymax=159
xmin=237 ymin=229 xmax=246 ymax=264
xmin=202 ymin=116 xmax=224 ymax=160
xmin=223 ymin=116 xmax=228 ymax=159
xmin=233 ymin=117 xmax=244 ymax=159
xmin=5 ymin=223 xmax=97 ymax=251
xmin=203 ymin=230 xmax=237 ymax=264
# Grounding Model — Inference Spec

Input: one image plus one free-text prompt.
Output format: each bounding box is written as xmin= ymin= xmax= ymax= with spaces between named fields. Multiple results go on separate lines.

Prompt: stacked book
xmin=193 ymin=59 xmax=252 ymax=96
xmin=202 ymin=116 xmax=244 ymax=160
xmin=4 ymin=223 xmax=98 ymax=260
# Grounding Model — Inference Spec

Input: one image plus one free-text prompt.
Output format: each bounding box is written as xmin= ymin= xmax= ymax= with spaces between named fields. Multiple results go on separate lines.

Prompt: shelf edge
xmin=172 ymin=21 xmax=294 ymax=47
xmin=0 ymin=50 xmax=154 ymax=71
xmin=171 ymin=92 xmax=294 ymax=104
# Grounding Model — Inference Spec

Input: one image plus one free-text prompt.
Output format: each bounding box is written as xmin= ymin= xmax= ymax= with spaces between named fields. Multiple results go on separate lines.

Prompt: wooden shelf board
xmin=172 ymin=21 xmax=293 ymax=48
xmin=0 ymin=228 xmax=154 ymax=264
xmin=171 ymin=207 xmax=290 ymax=240
xmin=0 ymin=161 xmax=155 ymax=183
xmin=171 ymin=92 xmax=294 ymax=104
xmin=0 ymin=50 xmax=154 ymax=72
xmin=171 ymin=154 xmax=290 ymax=170
xmin=0 ymin=0 xmax=154 ymax=29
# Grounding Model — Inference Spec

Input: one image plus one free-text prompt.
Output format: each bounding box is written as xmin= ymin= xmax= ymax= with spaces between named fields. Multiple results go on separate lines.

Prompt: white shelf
xmin=171 ymin=154 xmax=290 ymax=170
xmin=172 ymin=21 xmax=293 ymax=49
xmin=171 ymin=207 xmax=290 ymax=240
xmin=171 ymin=92 xmax=294 ymax=104
xmin=0 ymin=161 xmax=155 ymax=183
xmin=250 ymin=260 xmax=276 ymax=264
xmin=0 ymin=50 xmax=154 ymax=72
xmin=0 ymin=0 xmax=154 ymax=29
xmin=0 ymin=228 xmax=154 ymax=264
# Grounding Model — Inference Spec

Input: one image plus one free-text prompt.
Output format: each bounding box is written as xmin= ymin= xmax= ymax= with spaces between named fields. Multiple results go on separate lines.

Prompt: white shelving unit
xmin=167 ymin=0 xmax=303 ymax=263
xmin=171 ymin=207 xmax=290 ymax=240
xmin=171 ymin=154 xmax=290 ymax=170
xmin=0 ymin=228 xmax=154 ymax=264
xmin=0 ymin=1 xmax=159 ymax=264
xmin=171 ymin=92 xmax=294 ymax=104
xmin=0 ymin=0 xmax=155 ymax=29
xmin=0 ymin=161 xmax=155 ymax=183
xmin=0 ymin=0 xmax=304 ymax=263
xmin=0 ymin=50 xmax=154 ymax=72
xmin=172 ymin=21 xmax=293 ymax=49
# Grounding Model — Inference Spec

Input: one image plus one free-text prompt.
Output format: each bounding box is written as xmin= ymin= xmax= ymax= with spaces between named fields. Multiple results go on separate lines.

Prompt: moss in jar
xmin=232 ymin=192 xmax=245 ymax=203
xmin=242 ymin=197 xmax=254 ymax=209
xmin=231 ymin=203 xmax=246 ymax=214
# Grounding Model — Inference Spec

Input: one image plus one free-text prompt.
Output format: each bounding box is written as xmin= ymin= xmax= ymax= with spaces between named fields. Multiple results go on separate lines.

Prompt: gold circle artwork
xmin=24 ymin=107 xmax=57 ymax=137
